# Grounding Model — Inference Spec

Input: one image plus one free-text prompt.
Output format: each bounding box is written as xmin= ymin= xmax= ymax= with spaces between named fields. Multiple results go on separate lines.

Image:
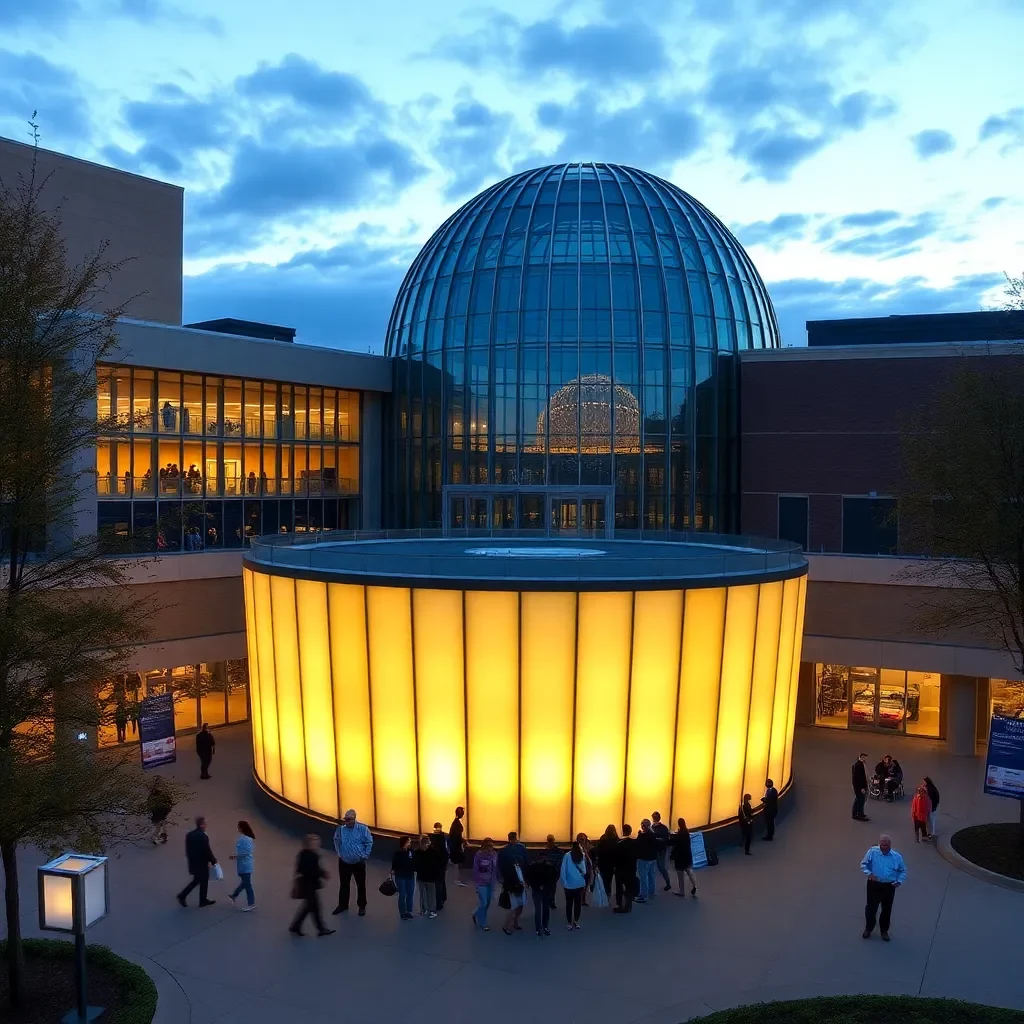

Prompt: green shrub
xmin=0 ymin=938 xmax=157 ymax=1024
xmin=694 ymin=995 xmax=1024 ymax=1023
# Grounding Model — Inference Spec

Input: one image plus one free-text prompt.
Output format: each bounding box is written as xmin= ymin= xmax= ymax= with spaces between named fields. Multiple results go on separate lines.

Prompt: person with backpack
xmin=146 ymin=776 xmax=174 ymax=845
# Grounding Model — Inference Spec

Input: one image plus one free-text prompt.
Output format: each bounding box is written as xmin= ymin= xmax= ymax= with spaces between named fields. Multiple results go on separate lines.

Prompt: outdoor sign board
xmin=984 ymin=713 xmax=1024 ymax=800
xmin=139 ymin=693 xmax=176 ymax=769
xmin=690 ymin=830 xmax=708 ymax=869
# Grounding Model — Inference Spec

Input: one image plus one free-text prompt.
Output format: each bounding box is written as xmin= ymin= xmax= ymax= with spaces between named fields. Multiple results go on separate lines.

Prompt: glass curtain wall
xmin=96 ymin=367 xmax=361 ymax=551
xmin=385 ymin=161 xmax=779 ymax=531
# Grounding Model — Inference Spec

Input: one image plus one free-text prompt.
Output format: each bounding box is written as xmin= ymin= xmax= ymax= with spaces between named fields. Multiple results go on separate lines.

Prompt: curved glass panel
xmin=385 ymin=162 xmax=779 ymax=531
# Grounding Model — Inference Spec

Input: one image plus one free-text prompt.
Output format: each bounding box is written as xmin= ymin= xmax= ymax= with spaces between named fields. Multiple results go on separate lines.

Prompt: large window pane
xmin=778 ymin=495 xmax=808 ymax=550
xmin=158 ymin=440 xmax=182 ymax=495
xmin=906 ymin=670 xmax=942 ymax=738
xmin=244 ymin=381 xmax=261 ymax=437
xmin=309 ymin=388 xmax=323 ymax=441
xmin=182 ymin=440 xmax=203 ymax=495
xmin=261 ymin=445 xmax=277 ymax=495
xmin=263 ymin=383 xmax=278 ymax=439
xmin=842 ymin=497 xmax=897 ymax=555
xmin=199 ymin=662 xmax=227 ymax=727
xmin=244 ymin=444 xmax=261 ymax=494
xmin=183 ymin=375 xmax=202 ymax=435
xmin=227 ymin=660 xmax=249 ymax=723
xmin=294 ymin=387 xmax=307 ymax=440
xmin=339 ymin=447 xmax=359 ymax=494
xmin=132 ymin=369 xmax=154 ymax=433
xmin=133 ymin=439 xmax=154 ymax=495
xmin=339 ymin=391 xmax=359 ymax=442
xmin=97 ymin=368 xmax=113 ymax=427
xmin=224 ymin=501 xmax=243 ymax=548
xmin=203 ymin=441 xmax=221 ymax=496
xmin=205 ymin=376 xmax=222 ymax=436
xmin=158 ymin=372 xmax=182 ymax=433
xmin=223 ymin=379 xmax=242 ymax=437
xmin=223 ymin=443 xmax=242 ymax=496
xmin=114 ymin=368 xmax=131 ymax=431
xmin=879 ymin=668 xmax=907 ymax=732
xmin=96 ymin=440 xmax=112 ymax=495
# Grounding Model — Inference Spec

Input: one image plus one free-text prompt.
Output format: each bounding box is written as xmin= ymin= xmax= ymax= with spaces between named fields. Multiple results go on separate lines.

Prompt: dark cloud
xmin=121 ymin=84 xmax=235 ymax=155
xmin=432 ymin=96 xmax=521 ymax=200
xmin=839 ymin=210 xmax=900 ymax=228
xmin=0 ymin=0 xmax=77 ymax=28
xmin=0 ymin=51 xmax=89 ymax=144
xmin=112 ymin=0 xmax=223 ymax=33
xmin=536 ymin=89 xmax=702 ymax=169
xmin=729 ymin=128 xmax=828 ymax=181
xmin=430 ymin=11 xmax=668 ymax=83
xmin=183 ymin=257 xmax=404 ymax=352
xmin=238 ymin=54 xmax=378 ymax=116
xmin=982 ymin=196 xmax=1007 ymax=210
xmin=770 ymin=272 xmax=1005 ymax=346
xmin=733 ymin=213 xmax=812 ymax=249
xmin=101 ymin=141 xmax=182 ymax=177
xmin=911 ymin=128 xmax=956 ymax=158
xmin=979 ymin=107 xmax=1024 ymax=152
xmin=828 ymin=212 xmax=943 ymax=259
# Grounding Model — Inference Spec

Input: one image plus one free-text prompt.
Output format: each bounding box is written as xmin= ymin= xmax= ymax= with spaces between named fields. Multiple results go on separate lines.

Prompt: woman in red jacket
xmin=910 ymin=785 xmax=931 ymax=842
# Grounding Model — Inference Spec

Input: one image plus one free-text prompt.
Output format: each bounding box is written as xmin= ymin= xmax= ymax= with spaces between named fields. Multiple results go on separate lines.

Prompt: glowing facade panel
xmin=241 ymin=569 xmax=265 ymax=781
xmin=245 ymin=560 xmax=806 ymax=843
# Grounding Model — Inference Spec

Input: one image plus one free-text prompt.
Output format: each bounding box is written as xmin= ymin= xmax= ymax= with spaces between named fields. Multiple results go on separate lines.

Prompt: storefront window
xmin=991 ymin=679 xmax=1024 ymax=720
xmin=906 ymin=671 xmax=941 ymax=737
xmin=199 ymin=662 xmax=227 ymax=727
xmin=814 ymin=662 xmax=942 ymax=737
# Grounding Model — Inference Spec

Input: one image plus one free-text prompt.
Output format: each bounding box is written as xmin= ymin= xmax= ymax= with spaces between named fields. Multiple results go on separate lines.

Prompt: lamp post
xmin=37 ymin=853 xmax=110 ymax=1023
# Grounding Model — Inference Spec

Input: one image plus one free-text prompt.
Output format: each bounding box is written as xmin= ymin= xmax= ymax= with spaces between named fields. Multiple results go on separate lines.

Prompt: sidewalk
xmin=4 ymin=724 xmax=1023 ymax=1024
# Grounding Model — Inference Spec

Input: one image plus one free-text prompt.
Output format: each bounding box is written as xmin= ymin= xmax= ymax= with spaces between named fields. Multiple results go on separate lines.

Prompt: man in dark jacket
xmin=651 ymin=811 xmax=672 ymax=891
xmin=541 ymin=834 xmax=562 ymax=908
xmin=762 ymin=779 xmax=779 ymax=840
xmin=526 ymin=854 xmax=557 ymax=936
xmin=429 ymin=822 xmax=450 ymax=910
xmin=852 ymin=753 xmax=870 ymax=821
xmin=196 ymin=723 xmax=215 ymax=780
xmin=738 ymin=795 xmax=754 ymax=855
xmin=613 ymin=824 xmax=638 ymax=913
xmin=635 ymin=819 xmax=660 ymax=902
xmin=177 ymin=816 xmax=218 ymax=907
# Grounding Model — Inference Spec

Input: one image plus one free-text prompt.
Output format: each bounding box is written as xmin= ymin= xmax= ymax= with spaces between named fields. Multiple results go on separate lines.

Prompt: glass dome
xmin=385 ymin=162 xmax=779 ymax=533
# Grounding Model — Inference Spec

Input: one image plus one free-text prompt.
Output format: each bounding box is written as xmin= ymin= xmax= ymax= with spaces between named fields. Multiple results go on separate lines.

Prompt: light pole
xmin=37 ymin=853 xmax=110 ymax=1023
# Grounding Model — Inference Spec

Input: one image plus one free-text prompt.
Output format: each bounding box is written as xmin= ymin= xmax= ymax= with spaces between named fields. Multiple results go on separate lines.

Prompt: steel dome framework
xmin=385 ymin=162 xmax=780 ymax=533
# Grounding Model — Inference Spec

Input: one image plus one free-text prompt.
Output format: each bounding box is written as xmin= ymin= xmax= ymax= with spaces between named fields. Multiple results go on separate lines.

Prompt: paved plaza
xmin=5 ymin=725 xmax=1024 ymax=1024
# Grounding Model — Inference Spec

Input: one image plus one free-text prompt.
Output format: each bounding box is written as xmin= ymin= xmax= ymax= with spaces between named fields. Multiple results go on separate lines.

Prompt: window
xmin=842 ymin=497 xmax=897 ymax=555
xmin=778 ymin=495 xmax=808 ymax=550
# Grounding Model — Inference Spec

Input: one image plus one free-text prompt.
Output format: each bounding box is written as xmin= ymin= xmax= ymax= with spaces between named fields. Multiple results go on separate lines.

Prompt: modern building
xmin=3 ymin=137 xmax=1021 ymax=775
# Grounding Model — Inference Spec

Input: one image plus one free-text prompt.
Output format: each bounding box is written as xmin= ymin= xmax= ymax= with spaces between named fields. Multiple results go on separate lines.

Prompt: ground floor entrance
xmin=444 ymin=485 xmax=614 ymax=538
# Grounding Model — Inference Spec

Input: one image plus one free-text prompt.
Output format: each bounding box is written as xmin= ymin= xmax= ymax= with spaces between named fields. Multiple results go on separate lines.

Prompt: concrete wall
xmin=0 ymin=136 xmax=183 ymax=324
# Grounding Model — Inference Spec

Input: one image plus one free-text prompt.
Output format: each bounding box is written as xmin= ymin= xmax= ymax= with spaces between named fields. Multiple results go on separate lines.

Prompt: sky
xmin=2 ymin=0 xmax=1023 ymax=350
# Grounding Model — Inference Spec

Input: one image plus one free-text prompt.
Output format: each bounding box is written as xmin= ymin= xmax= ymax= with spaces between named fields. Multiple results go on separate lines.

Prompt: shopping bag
xmin=497 ymin=889 xmax=511 ymax=910
xmin=379 ymin=877 xmax=398 ymax=897
xmin=590 ymin=874 xmax=609 ymax=908
xmin=211 ymin=863 xmax=224 ymax=881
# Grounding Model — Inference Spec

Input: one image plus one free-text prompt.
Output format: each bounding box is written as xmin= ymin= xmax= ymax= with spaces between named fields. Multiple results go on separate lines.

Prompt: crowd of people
xmin=851 ymin=751 xmax=940 ymax=841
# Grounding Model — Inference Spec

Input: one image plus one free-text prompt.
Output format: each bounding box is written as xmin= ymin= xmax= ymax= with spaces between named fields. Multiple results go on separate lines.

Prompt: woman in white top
xmin=559 ymin=840 xmax=588 ymax=931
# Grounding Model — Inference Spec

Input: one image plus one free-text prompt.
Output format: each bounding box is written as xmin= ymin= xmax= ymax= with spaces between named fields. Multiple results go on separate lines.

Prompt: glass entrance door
xmin=848 ymin=667 xmax=880 ymax=729
xmin=552 ymin=498 xmax=579 ymax=533
xmin=581 ymin=498 xmax=605 ymax=535
xmin=848 ymin=667 xmax=908 ymax=732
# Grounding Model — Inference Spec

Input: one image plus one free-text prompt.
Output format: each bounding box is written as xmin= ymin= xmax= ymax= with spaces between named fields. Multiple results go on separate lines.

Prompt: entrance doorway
xmin=443 ymin=486 xmax=613 ymax=538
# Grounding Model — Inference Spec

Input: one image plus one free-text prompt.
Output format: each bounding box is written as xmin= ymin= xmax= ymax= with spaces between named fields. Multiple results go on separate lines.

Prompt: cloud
xmin=0 ymin=0 xmax=78 ymax=28
xmin=769 ymin=272 xmax=1005 ymax=345
xmin=0 ymin=51 xmax=89 ymax=144
xmin=911 ymin=128 xmax=956 ymax=158
xmin=237 ymin=54 xmax=379 ymax=117
xmin=111 ymin=0 xmax=223 ymax=33
xmin=536 ymin=89 xmax=703 ymax=169
xmin=839 ymin=210 xmax=900 ymax=228
xmin=430 ymin=11 xmax=669 ymax=84
xmin=730 ymin=128 xmax=829 ymax=181
xmin=733 ymin=213 xmax=812 ymax=249
xmin=432 ymin=95 xmax=521 ymax=200
xmin=122 ymin=83 xmax=235 ymax=155
xmin=979 ymin=106 xmax=1024 ymax=153
xmin=982 ymin=196 xmax=1007 ymax=210
xmin=828 ymin=211 xmax=944 ymax=259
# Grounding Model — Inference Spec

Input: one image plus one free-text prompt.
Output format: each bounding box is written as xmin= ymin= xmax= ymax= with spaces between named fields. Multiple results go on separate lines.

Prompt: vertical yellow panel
xmin=782 ymin=575 xmax=809 ymax=788
xmin=271 ymin=575 xmax=307 ymax=807
xmin=521 ymin=591 xmax=575 ymax=842
xmin=252 ymin=570 xmax=281 ymax=794
xmin=242 ymin=568 xmax=265 ymax=783
xmin=295 ymin=579 xmax=338 ymax=820
xmin=710 ymin=584 xmax=760 ymax=822
xmin=413 ymin=589 xmax=466 ymax=832
xmin=573 ymin=591 xmax=632 ymax=839
xmin=767 ymin=577 xmax=800 ymax=787
xmin=465 ymin=590 xmax=518 ymax=841
xmin=625 ymin=590 xmax=683 ymax=830
xmin=743 ymin=581 xmax=784 ymax=802
xmin=673 ymin=587 xmax=727 ymax=826
xmin=327 ymin=584 xmax=375 ymax=824
xmin=366 ymin=586 xmax=418 ymax=833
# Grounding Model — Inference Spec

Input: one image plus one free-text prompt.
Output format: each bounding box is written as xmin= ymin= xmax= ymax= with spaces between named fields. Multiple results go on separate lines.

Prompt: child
xmin=911 ymin=784 xmax=931 ymax=842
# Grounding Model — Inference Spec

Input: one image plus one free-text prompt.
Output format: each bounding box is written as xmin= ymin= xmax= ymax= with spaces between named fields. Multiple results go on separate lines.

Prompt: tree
xmin=0 ymin=129 xmax=185 ymax=1007
xmin=1005 ymin=271 xmax=1024 ymax=311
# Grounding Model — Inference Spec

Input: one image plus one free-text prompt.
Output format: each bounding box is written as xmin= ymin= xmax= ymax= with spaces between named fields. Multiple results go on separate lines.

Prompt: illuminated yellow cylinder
xmin=244 ymin=554 xmax=807 ymax=843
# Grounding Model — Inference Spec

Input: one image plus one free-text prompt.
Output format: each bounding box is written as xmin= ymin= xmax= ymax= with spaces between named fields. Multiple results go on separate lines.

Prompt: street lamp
xmin=37 ymin=853 xmax=110 ymax=1023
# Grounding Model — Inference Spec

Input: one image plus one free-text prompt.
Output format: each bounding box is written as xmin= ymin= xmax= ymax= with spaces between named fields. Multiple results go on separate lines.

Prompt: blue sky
xmin=3 ymin=0 xmax=1023 ymax=348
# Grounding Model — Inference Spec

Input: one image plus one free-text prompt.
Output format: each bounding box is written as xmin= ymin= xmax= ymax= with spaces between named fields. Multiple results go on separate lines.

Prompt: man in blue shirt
xmin=860 ymin=834 xmax=906 ymax=941
xmin=332 ymin=808 xmax=373 ymax=917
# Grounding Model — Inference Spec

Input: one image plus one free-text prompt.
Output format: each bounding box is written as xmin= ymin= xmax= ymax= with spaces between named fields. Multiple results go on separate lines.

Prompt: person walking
xmin=560 ymin=840 xmax=588 ymax=930
xmin=671 ymin=817 xmax=697 ymax=897
xmin=860 ymin=834 xmax=906 ymax=941
xmin=471 ymin=837 xmax=499 ymax=930
xmin=650 ymin=812 xmax=673 ymax=892
xmin=739 ymin=794 xmax=754 ymax=855
xmin=391 ymin=836 xmax=416 ymax=920
xmin=910 ymin=785 xmax=930 ymax=843
xmin=923 ymin=776 xmax=940 ymax=839
xmin=429 ymin=822 xmax=451 ymax=910
xmin=852 ymin=752 xmax=870 ymax=821
xmin=635 ymin=818 xmax=659 ymax=902
xmin=332 ymin=808 xmax=373 ymax=916
xmin=526 ymin=851 xmax=556 ymax=937
xmin=449 ymin=806 xmax=468 ymax=886
xmin=762 ymin=779 xmax=779 ymax=841
xmin=414 ymin=835 xmax=441 ymax=918
xmin=289 ymin=834 xmax=335 ymax=936
xmin=613 ymin=824 xmax=638 ymax=914
xmin=196 ymin=723 xmax=215 ymax=780
xmin=498 ymin=832 xmax=528 ymax=935
xmin=228 ymin=820 xmax=256 ymax=911
xmin=146 ymin=776 xmax=174 ymax=845
xmin=576 ymin=833 xmax=594 ymax=906
xmin=176 ymin=816 xmax=218 ymax=907
xmin=541 ymin=834 xmax=563 ymax=909
xmin=595 ymin=824 xmax=618 ymax=903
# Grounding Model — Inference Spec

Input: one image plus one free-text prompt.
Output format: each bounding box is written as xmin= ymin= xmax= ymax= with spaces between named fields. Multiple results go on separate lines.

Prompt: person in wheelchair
xmin=872 ymin=755 xmax=904 ymax=801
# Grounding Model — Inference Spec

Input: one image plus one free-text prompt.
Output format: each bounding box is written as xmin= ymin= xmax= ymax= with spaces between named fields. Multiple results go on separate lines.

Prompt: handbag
xmin=211 ymin=863 xmax=224 ymax=881
xmin=497 ymin=889 xmax=511 ymax=910
xmin=379 ymin=876 xmax=398 ymax=897
xmin=590 ymin=873 xmax=609 ymax=908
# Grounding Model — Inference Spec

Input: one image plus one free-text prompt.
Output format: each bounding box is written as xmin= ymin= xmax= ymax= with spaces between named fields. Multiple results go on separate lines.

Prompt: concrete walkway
xmin=4 ymin=724 xmax=1023 ymax=1023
